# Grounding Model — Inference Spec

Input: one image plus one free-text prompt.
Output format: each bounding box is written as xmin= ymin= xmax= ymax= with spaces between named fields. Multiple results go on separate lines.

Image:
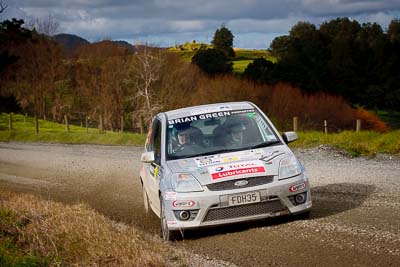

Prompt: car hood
xmin=166 ymin=145 xmax=292 ymax=185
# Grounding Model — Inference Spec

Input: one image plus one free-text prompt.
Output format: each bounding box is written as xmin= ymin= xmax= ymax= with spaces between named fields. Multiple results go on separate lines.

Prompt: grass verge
xmin=0 ymin=191 xmax=190 ymax=266
xmin=0 ymin=113 xmax=147 ymax=146
xmin=290 ymin=131 xmax=400 ymax=157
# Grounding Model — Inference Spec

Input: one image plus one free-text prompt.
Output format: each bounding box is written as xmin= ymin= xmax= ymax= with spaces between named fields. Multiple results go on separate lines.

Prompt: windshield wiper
xmin=247 ymin=140 xmax=281 ymax=149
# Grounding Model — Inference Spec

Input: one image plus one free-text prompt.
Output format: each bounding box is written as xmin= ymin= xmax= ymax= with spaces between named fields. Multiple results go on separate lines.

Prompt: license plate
xmin=228 ymin=192 xmax=261 ymax=206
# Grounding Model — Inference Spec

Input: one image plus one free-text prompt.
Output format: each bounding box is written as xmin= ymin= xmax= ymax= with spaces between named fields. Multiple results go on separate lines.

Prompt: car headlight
xmin=172 ymin=173 xmax=203 ymax=192
xmin=279 ymin=156 xmax=302 ymax=179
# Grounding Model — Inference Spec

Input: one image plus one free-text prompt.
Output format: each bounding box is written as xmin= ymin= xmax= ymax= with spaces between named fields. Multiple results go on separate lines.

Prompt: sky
xmin=1 ymin=0 xmax=400 ymax=49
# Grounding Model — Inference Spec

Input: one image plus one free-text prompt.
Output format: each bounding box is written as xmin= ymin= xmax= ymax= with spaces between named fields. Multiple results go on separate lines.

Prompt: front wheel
xmin=160 ymin=198 xmax=181 ymax=241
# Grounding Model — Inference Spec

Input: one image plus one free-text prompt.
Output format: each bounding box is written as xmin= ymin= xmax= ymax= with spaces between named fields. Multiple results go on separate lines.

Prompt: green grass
xmin=290 ymin=130 xmax=400 ymax=157
xmin=170 ymin=43 xmax=277 ymax=74
xmin=0 ymin=113 xmax=147 ymax=146
xmin=0 ymin=208 xmax=47 ymax=267
xmin=232 ymin=49 xmax=276 ymax=74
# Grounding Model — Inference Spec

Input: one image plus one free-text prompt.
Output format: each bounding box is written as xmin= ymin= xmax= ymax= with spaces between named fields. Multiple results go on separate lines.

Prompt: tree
xmin=243 ymin=58 xmax=275 ymax=83
xmin=212 ymin=25 xmax=235 ymax=58
xmin=192 ymin=48 xmax=232 ymax=75
xmin=270 ymin=35 xmax=290 ymax=59
xmin=127 ymin=46 xmax=164 ymax=132
xmin=388 ymin=19 xmax=400 ymax=44
xmin=269 ymin=21 xmax=328 ymax=92
xmin=73 ymin=40 xmax=131 ymax=129
xmin=26 ymin=14 xmax=60 ymax=37
xmin=0 ymin=0 xmax=7 ymax=14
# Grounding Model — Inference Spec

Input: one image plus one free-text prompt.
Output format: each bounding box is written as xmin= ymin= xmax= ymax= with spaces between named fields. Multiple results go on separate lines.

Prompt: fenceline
xmin=292 ymin=116 xmax=363 ymax=133
xmin=2 ymin=113 xmax=366 ymax=135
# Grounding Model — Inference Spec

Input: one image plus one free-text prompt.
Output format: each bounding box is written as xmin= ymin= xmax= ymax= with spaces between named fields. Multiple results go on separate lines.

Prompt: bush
xmin=191 ymin=48 xmax=232 ymax=75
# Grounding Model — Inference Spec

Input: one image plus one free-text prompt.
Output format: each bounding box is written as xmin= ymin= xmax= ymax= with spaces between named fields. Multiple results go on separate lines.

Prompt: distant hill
xmin=113 ymin=40 xmax=137 ymax=53
xmin=53 ymin=34 xmax=140 ymax=57
xmin=53 ymin=33 xmax=89 ymax=57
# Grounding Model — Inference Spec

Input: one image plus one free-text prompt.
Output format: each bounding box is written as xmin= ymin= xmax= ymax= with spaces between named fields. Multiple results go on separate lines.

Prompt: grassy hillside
xmin=169 ymin=42 xmax=276 ymax=73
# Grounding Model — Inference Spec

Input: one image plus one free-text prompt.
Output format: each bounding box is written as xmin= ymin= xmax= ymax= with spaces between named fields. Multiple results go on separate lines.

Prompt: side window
xmin=149 ymin=119 xmax=162 ymax=164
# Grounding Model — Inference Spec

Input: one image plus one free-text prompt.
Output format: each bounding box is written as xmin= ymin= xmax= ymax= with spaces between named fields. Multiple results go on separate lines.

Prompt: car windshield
xmin=166 ymin=109 xmax=280 ymax=160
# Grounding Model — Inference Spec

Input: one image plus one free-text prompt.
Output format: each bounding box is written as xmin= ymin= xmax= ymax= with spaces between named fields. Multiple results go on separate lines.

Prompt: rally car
xmin=140 ymin=102 xmax=312 ymax=240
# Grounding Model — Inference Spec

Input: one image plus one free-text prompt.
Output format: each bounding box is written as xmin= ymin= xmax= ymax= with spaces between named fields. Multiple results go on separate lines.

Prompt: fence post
xmin=34 ymin=114 xmax=39 ymax=134
xmin=8 ymin=113 xmax=12 ymax=131
xmin=86 ymin=116 xmax=89 ymax=133
xmin=293 ymin=116 xmax=298 ymax=132
xmin=24 ymin=113 xmax=27 ymax=130
xmin=120 ymin=116 xmax=124 ymax=133
xmin=139 ymin=116 xmax=144 ymax=134
xmin=324 ymin=120 xmax=328 ymax=135
xmin=99 ymin=115 xmax=103 ymax=134
xmin=356 ymin=119 xmax=361 ymax=132
xmin=64 ymin=115 xmax=70 ymax=132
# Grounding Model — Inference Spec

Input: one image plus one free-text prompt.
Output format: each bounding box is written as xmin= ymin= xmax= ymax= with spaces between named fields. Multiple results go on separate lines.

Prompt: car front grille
xmin=206 ymin=175 xmax=274 ymax=191
xmin=202 ymin=199 xmax=286 ymax=222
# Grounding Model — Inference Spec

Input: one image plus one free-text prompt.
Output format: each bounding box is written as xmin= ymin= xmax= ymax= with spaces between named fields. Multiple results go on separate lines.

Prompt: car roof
xmin=163 ymin=102 xmax=255 ymax=120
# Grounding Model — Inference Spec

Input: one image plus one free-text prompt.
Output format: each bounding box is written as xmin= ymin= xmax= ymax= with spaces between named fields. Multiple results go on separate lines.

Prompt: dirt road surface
xmin=0 ymin=142 xmax=399 ymax=266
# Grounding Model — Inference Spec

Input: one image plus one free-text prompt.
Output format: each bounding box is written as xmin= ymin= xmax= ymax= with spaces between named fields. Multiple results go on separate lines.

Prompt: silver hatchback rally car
xmin=140 ymin=102 xmax=312 ymax=240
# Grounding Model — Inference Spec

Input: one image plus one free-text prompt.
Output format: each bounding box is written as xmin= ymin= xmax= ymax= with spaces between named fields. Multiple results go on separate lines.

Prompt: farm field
xmin=169 ymin=42 xmax=276 ymax=73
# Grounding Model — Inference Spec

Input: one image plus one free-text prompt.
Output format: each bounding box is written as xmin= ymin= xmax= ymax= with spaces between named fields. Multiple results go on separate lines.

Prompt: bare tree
xmin=0 ymin=0 xmax=7 ymax=14
xmin=73 ymin=41 xmax=130 ymax=130
xmin=27 ymin=14 xmax=59 ymax=36
xmin=128 ymin=46 xmax=164 ymax=130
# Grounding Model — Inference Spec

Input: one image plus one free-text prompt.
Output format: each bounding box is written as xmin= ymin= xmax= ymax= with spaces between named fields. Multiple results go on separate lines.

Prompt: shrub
xmin=355 ymin=108 xmax=390 ymax=132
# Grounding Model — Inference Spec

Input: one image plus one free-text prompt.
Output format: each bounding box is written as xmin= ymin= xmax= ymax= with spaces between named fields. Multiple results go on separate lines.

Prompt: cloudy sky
xmin=1 ymin=0 xmax=400 ymax=48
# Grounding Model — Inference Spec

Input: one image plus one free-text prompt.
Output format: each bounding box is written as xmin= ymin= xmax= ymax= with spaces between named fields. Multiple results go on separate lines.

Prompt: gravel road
xmin=0 ymin=142 xmax=399 ymax=266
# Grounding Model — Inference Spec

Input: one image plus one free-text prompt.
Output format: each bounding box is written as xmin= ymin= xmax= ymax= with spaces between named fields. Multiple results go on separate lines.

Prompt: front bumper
xmin=164 ymin=173 xmax=312 ymax=230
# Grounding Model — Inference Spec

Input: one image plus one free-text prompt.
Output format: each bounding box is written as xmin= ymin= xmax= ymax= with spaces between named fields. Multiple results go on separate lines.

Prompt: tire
xmin=160 ymin=198 xmax=180 ymax=241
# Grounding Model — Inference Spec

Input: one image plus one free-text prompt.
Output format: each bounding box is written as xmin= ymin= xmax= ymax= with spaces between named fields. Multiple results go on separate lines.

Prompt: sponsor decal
xmin=289 ymin=182 xmax=306 ymax=192
xmin=147 ymin=127 xmax=153 ymax=145
xmin=209 ymin=160 xmax=266 ymax=179
xmin=230 ymin=109 xmax=255 ymax=114
xmin=211 ymin=166 xmax=265 ymax=179
xmin=153 ymin=165 xmax=159 ymax=178
xmin=173 ymin=200 xmax=195 ymax=208
xmin=247 ymin=112 xmax=256 ymax=118
xmin=190 ymin=106 xmax=232 ymax=115
xmin=168 ymin=111 xmax=231 ymax=125
xmin=164 ymin=191 xmax=177 ymax=200
xmin=222 ymin=156 xmax=239 ymax=163
xmin=194 ymin=150 xmax=263 ymax=167
xmin=167 ymin=221 xmax=177 ymax=225
xmin=260 ymin=151 xmax=286 ymax=163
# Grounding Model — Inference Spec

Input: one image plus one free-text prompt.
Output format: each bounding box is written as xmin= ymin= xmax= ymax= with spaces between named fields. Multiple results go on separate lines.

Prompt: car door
xmin=143 ymin=118 xmax=162 ymax=214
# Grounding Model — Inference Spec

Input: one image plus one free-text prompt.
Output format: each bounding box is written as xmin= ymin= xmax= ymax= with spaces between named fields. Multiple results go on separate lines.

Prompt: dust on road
xmin=0 ymin=142 xmax=399 ymax=266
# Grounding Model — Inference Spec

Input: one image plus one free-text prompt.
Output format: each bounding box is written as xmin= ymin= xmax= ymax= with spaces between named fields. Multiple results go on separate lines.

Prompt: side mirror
xmin=141 ymin=151 xmax=155 ymax=163
xmin=282 ymin=131 xmax=298 ymax=144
